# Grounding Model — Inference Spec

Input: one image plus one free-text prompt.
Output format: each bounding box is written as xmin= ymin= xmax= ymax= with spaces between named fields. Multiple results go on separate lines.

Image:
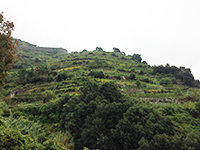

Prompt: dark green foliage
xmin=136 ymin=80 xmax=141 ymax=87
xmin=171 ymin=78 xmax=177 ymax=84
xmin=111 ymin=53 xmax=118 ymax=57
xmin=152 ymin=64 xmax=179 ymax=75
xmin=160 ymin=78 xmax=171 ymax=86
xmin=160 ymin=104 xmax=185 ymax=116
xmin=12 ymin=64 xmax=23 ymax=69
xmin=42 ymin=90 xmax=55 ymax=103
xmin=17 ymin=65 xmax=54 ymax=84
xmin=131 ymin=68 xmax=135 ymax=72
xmin=181 ymin=130 xmax=200 ymax=149
xmin=129 ymin=73 xmax=136 ymax=80
xmin=2 ymin=109 xmax=11 ymax=117
xmin=22 ymin=102 xmax=59 ymax=124
xmin=0 ymin=119 xmax=43 ymax=149
xmin=81 ymin=101 xmax=127 ymax=150
xmin=59 ymin=81 xmax=126 ymax=149
xmin=113 ymin=47 xmax=120 ymax=52
xmin=98 ymin=82 xmax=123 ymax=103
xmin=112 ymin=101 xmax=176 ymax=150
xmin=148 ymin=134 xmax=182 ymax=150
xmin=138 ymin=131 xmax=200 ymax=150
xmin=39 ymin=102 xmax=59 ymax=123
xmin=115 ymin=75 xmax=121 ymax=80
xmin=137 ymin=64 xmax=145 ymax=68
xmin=195 ymin=102 xmax=200 ymax=117
xmin=142 ymin=61 xmax=148 ymax=64
xmin=23 ymin=105 xmax=40 ymax=116
xmin=56 ymin=72 xmax=68 ymax=81
xmin=35 ymin=57 xmax=41 ymax=62
xmin=94 ymin=47 xmax=103 ymax=52
xmin=88 ymin=71 xmax=105 ymax=78
xmin=142 ymin=78 xmax=150 ymax=83
xmin=152 ymin=65 xmax=196 ymax=87
xmin=67 ymin=73 xmax=75 ymax=79
xmin=59 ymin=80 xmax=193 ymax=150
xmin=118 ymin=68 xmax=129 ymax=73
xmin=139 ymin=70 xmax=145 ymax=75
xmin=59 ymin=94 xmax=71 ymax=132
xmin=194 ymin=80 xmax=200 ymax=88
xmin=132 ymin=54 xmax=142 ymax=63
xmin=177 ymin=67 xmax=195 ymax=87
xmin=71 ymin=51 xmax=78 ymax=54
xmin=13 ymin=111 xmax=23 ymax=118
xmin=121 ymin=51 xmax=126 ymax=55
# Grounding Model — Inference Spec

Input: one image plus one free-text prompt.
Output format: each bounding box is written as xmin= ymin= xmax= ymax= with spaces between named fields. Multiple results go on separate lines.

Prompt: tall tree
xmin=95 ymin=47 xmax=103 ymax=52
xmin=0 ymin=12 xmax=18 ymax=86
xmin=132 ymin=54 xmax=142 ymax=63
xmin=60 ymin=80 xmax=127 ymax=149
xmin=113 ymin=47 xmax=120 ymax=53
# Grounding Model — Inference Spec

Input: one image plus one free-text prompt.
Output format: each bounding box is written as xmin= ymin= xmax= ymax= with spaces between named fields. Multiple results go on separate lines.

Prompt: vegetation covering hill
xmin=1 ymin=41 xmax=200 ymax=149
xmin=12 ymin=39 xmax=67 ymax=70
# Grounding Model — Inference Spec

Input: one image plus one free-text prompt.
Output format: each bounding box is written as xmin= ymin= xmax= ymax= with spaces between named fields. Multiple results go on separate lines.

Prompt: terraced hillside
xmin=12 ymin=39 xmax=67 ymax=69
xmin=1 ymin=44 xmax=200 ymax=149
xmin=4 ymin=49 xmax=200 ymax=104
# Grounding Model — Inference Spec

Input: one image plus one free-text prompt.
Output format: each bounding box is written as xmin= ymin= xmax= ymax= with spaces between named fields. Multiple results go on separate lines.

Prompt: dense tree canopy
xmin=0 ymin=12 xmax=18 ymax=86
xmin=94 ymin=47 xmax=103 ymax=52
xmin=58 ymin=80 xmax=184 ymax=150
xmin=132 ymin=54 xmax=142 ymax=63
xmin=113 ymin=47 xmax=120 ymax=53
xmin=152 ymin=65 xmax=198 ymax=87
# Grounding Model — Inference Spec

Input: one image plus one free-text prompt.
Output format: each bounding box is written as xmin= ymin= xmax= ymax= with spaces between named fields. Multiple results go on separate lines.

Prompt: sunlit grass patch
xmin=58 ymin=66 xmax=82 ymax=72
xmin=95 ymin=78 xmax=114 ymax=82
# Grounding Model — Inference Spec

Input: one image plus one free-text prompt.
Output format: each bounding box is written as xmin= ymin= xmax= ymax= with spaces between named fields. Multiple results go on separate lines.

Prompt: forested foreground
xmin=1 ymin=80 xmax=200 ymax=149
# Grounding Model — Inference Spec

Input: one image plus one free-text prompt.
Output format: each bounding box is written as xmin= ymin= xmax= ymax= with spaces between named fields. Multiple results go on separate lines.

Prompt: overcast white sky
xmin=1 ymin=0 xmax=200 ymax=79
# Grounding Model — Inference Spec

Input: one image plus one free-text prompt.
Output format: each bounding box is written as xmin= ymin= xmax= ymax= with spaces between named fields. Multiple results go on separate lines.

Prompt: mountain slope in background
xmin=12 ymin=39 xmax=68 ymax=69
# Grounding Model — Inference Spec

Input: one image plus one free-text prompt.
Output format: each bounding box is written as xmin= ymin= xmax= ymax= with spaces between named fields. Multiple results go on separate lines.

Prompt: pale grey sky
xmin=1 ymin=0 xmax=200 ymax=79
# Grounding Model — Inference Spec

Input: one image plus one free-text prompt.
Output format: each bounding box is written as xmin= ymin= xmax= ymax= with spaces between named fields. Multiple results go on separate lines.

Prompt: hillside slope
xmin=12 ymin=39 xmax=67 ymax=69
xmin=1 ymin=43 xmax=200 ymax=149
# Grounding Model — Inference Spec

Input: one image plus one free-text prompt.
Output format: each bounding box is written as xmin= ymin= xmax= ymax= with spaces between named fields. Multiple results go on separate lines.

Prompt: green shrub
xmin=171 ymin=78 xmax=177 ymax=84
xmin=42 ymin=90 xmax=55 ymax=103
xmin=111 ymin=53 xmax=118 ymax=57
xmin=143 ymin=78 xmax=150 ymax=83
xmin=142 ymin=83 xmax=147 ymax=88
xmin=129 ymin=73 xmax=136 ymax=80
xmin=67 ymin=73 xmax=75 ymax=79
xmin=117 ymin=68 xmax=127 ymax=72
xmin=0 ymin=119 xmax=43 ymax=149
xmin=23 ymin=106 xmax=40 ymax=116
xmin=115 ymin=75 xmax=121 ymax=80
xmin=195 ymin=102 xmax=200 ymax=118
xmin=35 ymin=57 xmax=41 ymax=62
xmin=56 ymin=72 xmax=68 ymax=81
xmin=2 ymin=109 xmax=11 ymax=117
xmin=88 ymin=71 xmax=105 ymax=78
xmin=160 ymin=78 xmax=171 ymax=86
xmin=131 ymin=68 xmax=135 ymax=72
xmin=13 ymin=111 xmax=23 ymax=118
xmin=136 ymin=80 xmax=141 ymax=87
